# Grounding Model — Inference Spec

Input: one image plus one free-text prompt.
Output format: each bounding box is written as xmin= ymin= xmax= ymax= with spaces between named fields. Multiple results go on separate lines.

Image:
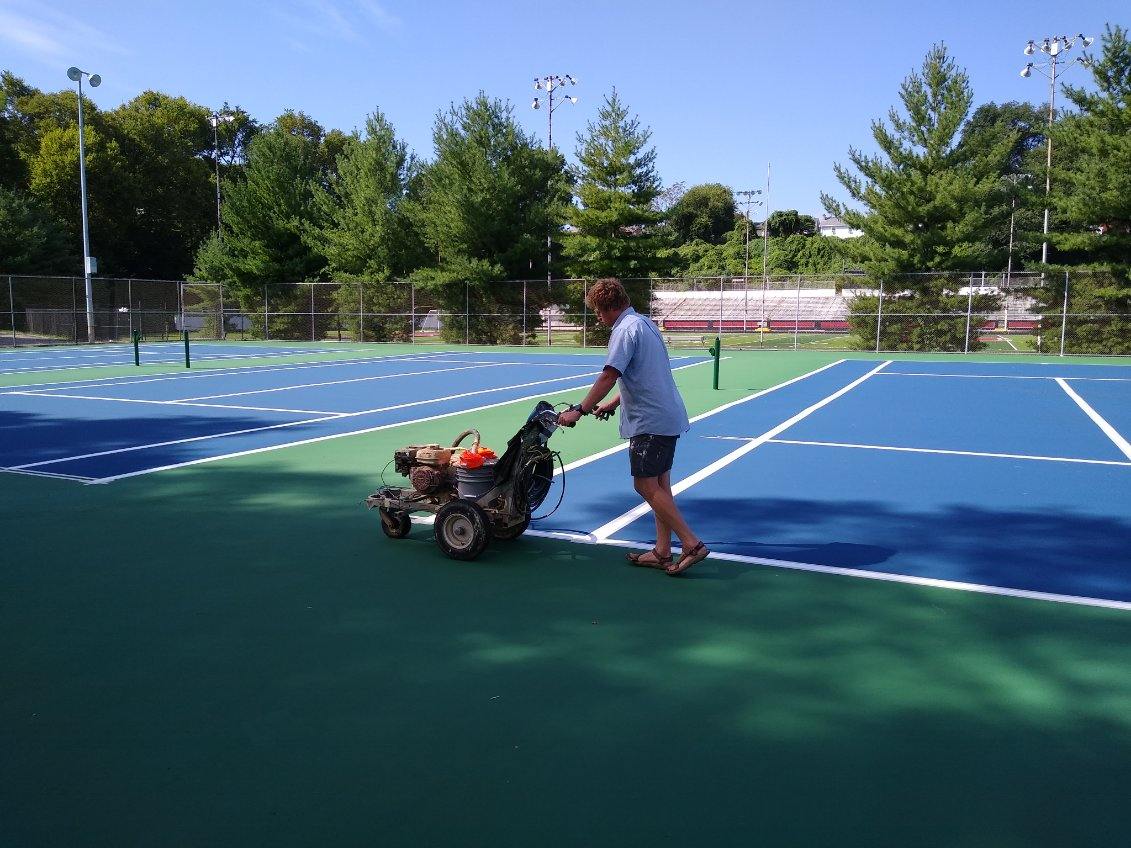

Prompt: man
xmin=557 ymin=278 xmax=709 ymax=575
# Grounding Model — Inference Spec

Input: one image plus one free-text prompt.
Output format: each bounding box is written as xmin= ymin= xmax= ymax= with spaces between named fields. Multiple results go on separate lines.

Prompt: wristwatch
xmin=567 ymin=403 xmax=590 ymax=416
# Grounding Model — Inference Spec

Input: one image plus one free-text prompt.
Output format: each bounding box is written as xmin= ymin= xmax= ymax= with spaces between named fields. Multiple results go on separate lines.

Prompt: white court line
xmin=14 ymin=368 xmax=611 ymax=471
xmin=1056 ymin=377 xmax=1131 ymax=460
xmin=0 ymin=347 xmax=349 ymax=375
xmin=0 ymin=351 xmax=451 ymax=394
xmin=5 ymin=391 xmax=347 ymax=417
xmin=590 ymin=361 xmax=892 ymax=540
xmin=83 ymin=358 xmax=718 ymax=484
xmin=0 ymin=467 xmax=96 ymax=482
xmin=880 ymin=371 xmax=1131 ymax=382
xmin=172 ymin=361 xmax=513 ymax=401
xmin=556 ymin=358 xmax=848 ymax=477
xmin=746 ymin=437 xmax=1131 ymax=468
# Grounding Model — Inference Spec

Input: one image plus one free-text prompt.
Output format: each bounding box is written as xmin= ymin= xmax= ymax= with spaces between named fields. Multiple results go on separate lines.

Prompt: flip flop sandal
xmin=666 ymin=541 xmax=710 ymax=576
xmin=627 ymin=548 xmax=673 ymax=569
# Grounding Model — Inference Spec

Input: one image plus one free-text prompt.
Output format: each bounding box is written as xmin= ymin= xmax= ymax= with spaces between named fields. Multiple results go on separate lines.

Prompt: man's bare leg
xmin=634 ymin=474 xmax=698 ymax=552
xmin=651 ymin=471 xmax=674 ymax=559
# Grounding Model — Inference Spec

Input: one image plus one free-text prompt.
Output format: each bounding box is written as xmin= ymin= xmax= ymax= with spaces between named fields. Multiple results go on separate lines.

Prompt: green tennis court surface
xmin=2 ymin=344 xmax=1130 ymax=846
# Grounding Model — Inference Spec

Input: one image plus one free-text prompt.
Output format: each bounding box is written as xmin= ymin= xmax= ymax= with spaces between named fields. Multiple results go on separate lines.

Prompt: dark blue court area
xmin=0 ymin=350 xmax=704 ymax=483
xmin=536 ymin=358 xmax=1131 ymax=609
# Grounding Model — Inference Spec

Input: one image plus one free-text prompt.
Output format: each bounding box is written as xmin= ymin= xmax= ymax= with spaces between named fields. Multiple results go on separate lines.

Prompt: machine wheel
xmin=493 ymin=512 xmax=530 ymax=541
xmin=379 ymin=508 xmax=412 ymax=539
xmin=435 ymin=500 xmax=491 ymax=560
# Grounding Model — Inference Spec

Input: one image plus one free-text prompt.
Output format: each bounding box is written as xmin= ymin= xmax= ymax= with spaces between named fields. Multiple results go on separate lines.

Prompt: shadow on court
xmin=3 ymin=460 xmax=1131 ymax=847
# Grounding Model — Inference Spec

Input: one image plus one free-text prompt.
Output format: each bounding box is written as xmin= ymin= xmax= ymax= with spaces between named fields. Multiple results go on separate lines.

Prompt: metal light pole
xmin=735 ymin=190 xmax=762 ymax=335
xmin=67 ymin=66 xmax=101 ymax=343
xmin=209 ymin=112 xmax=236 ymax=238
xmin=761 ymin=163 xmax=771 ymax=331
xmin=1020 ymin=34 xmax=1093 ymax=265
xmin=532 ymin=74 xmax=577 ymax=345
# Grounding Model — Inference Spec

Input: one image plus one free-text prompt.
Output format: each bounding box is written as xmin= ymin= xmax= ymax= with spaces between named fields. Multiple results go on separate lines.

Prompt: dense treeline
xmin=1 ymin=25 xmax=1128 ymax=344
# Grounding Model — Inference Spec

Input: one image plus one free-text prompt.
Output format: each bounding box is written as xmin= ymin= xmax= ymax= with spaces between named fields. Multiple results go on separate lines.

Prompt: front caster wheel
xmin=379 ymin=508 xmax=412 ymax=539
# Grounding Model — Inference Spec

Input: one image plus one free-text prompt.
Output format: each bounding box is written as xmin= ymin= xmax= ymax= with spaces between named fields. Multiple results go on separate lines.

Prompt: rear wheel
xmin=379 ymin=508 xmax=411 ymax=539
xmin=435 ymin=500 xmax=491 ymax=560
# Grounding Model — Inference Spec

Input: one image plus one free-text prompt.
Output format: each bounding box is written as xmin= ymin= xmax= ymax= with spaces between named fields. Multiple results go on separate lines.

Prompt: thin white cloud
xmin=356 ymin=0 xmax=403 ymax=32
xmin=274 ymin=0 xmax=403 ymax=45
xmin=0 ymin=4 xmax=129 ymax=61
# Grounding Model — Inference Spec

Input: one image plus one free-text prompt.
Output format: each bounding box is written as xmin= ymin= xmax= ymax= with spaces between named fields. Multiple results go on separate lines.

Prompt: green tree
xmin=564 ymin=89 xmax=667 ymax=279
xmin=408 ymin=93 xmax=571 ymax=342
xmin=1037 ymin=24 xmax=1131 ymax=354
xmin=192 ymin=121 xmax=328 ymax=336
xmin=667 ymin=183 xmax=735 ymax=245
xmin=823 ymin=44 xmax=1012 ymax=278
xmin=823 ymin=44 xmax=1011 ymax=351
xmin=108 ymin=91 xmax=215 ymax=278
xmin=767 ymin=210 xmax=817 ymax=237
xmin=0 ymin=186 xmax=71 ymax=272
xmin=309 ymin=110 xmax=426 ymax=341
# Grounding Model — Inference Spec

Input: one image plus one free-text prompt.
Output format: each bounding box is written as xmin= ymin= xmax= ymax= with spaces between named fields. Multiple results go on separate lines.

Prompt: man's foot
xmin=626 ymin=548 xmax=672 ymax=569
xmin=666 ymin=541 xmax=710 ymax=576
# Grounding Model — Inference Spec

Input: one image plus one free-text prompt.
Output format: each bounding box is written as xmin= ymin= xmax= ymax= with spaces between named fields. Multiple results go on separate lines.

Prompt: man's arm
xmin=558 ymin=366 xmax=620 ymax=427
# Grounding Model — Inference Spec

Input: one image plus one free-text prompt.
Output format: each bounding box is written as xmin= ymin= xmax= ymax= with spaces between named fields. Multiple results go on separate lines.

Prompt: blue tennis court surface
xmin=534 ymin=358 xmax=1131 ymax=609
xmin=3 ymin=351 xmax=1129 ymax=609
xmin=0 ymin=342 xmax=342 ymax=374
xmin=0 ymin=350 xmax=705 ymax=482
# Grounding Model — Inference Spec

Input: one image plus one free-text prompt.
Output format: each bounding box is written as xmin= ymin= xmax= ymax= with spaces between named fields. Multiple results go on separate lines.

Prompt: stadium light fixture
xmin=1018 ymin=33 xmax=1094 ymax=264
xmin=209 ymin=112 xmax=236 ymax=239
xmin=67 ymin=66 xmax=100 ymax=343
xmin=528 ymin=73 xmax=579 ymax=342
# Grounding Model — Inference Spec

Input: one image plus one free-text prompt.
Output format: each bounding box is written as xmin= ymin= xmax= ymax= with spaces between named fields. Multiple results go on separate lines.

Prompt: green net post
xmin=132 ymin=330 xmax=141 ymax=366
xmin=707 ymin=337 xmax=721 ymax=389
xmin=183 ymin=330 xmax=190 ymax=368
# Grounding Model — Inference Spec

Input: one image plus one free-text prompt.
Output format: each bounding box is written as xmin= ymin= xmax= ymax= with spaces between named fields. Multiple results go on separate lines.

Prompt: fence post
xmin=1059 ymin=271 xmax=1069 ymax=356
xmin=410 ymin=282 xmax=416 ymax=344
xmin=9 ymin=275 xmax=17 ymax=348
xmin=582 ymin=280 xmax=588 ymax=348
xmin=264 ymin=284 xmax=269 ymax=340
xmin=358 ymin=282 xmax=364 ymax=343
xmin=794 ymin=274 xmax=801 ymax=350
xmin=964 ymin=273 xmax=975 ymax=354
xmin=465 ymin=282 xmax=469 ymax=346
xmin=218 ymin=280 xmax=224 ymax=340
xmin=72 ymin=277 xmax=78 ymax=343
xmin=874 ymin=278 xmax=884 ymax=353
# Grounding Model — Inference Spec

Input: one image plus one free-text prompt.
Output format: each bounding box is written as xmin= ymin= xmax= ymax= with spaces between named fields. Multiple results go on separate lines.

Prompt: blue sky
xmin=1 ymin=0 xmax=1122 ymax=217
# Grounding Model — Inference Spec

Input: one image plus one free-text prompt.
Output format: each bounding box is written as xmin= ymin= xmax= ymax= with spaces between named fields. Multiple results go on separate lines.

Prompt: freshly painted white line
xmin=18 ymin=368 xmax=609 ymax=471
xmin=880 ymin=371 xmax=1131 ymax=382
xmin=6 ymin=391 xmax=346 ymax=417
xmin=757 ymin=438 xmax=1131 ymax=467
xmin=590 ymin=361 xmax=891 ymax=540
xmin=85 ymin=359 xmax=718 ymax=484
xmin=0 ymin=351 xmax=448 ymax=392
xmin=172 ymin=361 xmax=512 ymax=401
xmin=0 ymin=467 xmax=95 ymax=482
xmin=594 ymin=537 xmax=1130 ymax=611
xmin=1057 ymin=377 xmax=1131 ymax=460
xmin=555 ymin=359 xmax=848 ymax=476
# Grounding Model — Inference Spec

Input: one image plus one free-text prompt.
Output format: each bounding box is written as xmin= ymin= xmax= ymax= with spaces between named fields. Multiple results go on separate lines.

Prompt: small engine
xmin=393 ymin=444 xmax=454 ymax=495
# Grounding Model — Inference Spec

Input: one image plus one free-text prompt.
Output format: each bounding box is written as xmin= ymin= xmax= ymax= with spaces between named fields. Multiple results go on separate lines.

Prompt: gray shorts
xmin=628 ymin=434 xmax=678 ymax=478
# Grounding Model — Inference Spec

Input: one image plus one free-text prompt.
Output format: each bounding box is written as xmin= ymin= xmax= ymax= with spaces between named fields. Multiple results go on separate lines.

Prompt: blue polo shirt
xmin=604 ymin=307 xmax=691 ymax=439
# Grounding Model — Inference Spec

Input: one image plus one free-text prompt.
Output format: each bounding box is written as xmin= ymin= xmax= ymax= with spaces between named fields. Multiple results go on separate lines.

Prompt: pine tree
xmin=565 ymin=90 xmax=667 ymax=280
xmin=1040 ymin=24 xmax=1131 ymax=354
xmin=822 ymin=44 xmax=1012 ymax=281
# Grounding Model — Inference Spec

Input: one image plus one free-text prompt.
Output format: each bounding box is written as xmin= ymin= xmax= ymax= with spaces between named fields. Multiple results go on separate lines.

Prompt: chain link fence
xmin=2 ymin=272 xmax=1127 ymax=355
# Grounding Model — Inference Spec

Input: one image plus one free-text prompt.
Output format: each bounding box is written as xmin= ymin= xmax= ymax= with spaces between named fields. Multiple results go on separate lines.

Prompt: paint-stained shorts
xmin=628 ymin=434 xmax=679 ymax=479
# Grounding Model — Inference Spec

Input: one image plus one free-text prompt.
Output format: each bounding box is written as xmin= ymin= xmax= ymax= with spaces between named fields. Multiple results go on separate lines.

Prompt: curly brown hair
xmin=585 ymin=278 xmax=630 ymax=313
